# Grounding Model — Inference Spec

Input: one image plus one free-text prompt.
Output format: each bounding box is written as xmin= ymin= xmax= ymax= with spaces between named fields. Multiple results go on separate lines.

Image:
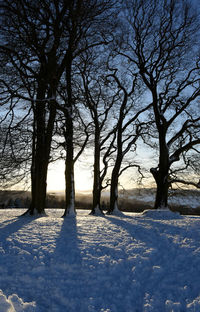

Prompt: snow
xmin=107 ymin=202 xmax=124 ymax=216
xmin=168 ymin=195 xmax=200 ymax=209
xmin=65 ymin=204 xmax=76 ymax=216
xmin=91 ymin=205 xmax=104 ymax=215
xmin=0 ymin=290 xmax=35 ymax=312
xmin=1 ymin=208 xmax=200 ymax=311
xmin=126 ymin=189 xmax=200 ymax=209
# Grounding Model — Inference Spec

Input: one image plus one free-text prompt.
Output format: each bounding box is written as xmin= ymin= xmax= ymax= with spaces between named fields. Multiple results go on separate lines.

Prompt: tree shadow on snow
xmin=106 ymin=214 xmax=200 ymax=311
xmin=0 ymin=215 xmax=35 ymax=250
xmin=46 ymin=217 xmax=85 ymax=311
xmin=106 ymin=213 xmax=186 ymax=249
xmin=52 ymin=216 xmax=81 ymax=263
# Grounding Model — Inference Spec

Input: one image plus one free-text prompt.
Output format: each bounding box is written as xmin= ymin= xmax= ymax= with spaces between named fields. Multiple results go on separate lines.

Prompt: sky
xmin=47 ymin=159 xmax=93 ymax=193
xmin=46 ymin=142 xmax=156 ymax=193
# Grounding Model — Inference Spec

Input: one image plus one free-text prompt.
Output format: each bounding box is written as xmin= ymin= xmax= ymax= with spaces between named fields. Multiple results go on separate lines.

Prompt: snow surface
xmin=127 ymin=191 xmax=200 ymax=209
xmin=0 ymin=209 xmax=200 ymax=311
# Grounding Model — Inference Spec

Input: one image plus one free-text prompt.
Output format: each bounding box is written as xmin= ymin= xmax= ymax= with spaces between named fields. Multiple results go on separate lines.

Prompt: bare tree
xmin=0 ymin=0 xmax=118 ymax=216
xmin=105 ymin=69 xmax=152 ymax=214
xmin=0 ymin=0 xmax=73 ymax=214
xmin=58 ymin=0 xmax=118 ymax=216
xmin=120 ymin=0 xmax=200 ymax=209
xmin=78 ymin=51 xmax=117 ymax=215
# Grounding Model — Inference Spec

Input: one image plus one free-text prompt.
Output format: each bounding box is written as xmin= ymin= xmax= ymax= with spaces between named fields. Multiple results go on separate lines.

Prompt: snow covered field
xmin=0 ymin=209 xmax=200 ymax=312
xmin=120 ymin=189 xmax=200 ymax=210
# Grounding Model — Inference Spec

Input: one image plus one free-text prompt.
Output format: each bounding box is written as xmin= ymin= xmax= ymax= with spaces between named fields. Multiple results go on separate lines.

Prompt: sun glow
xmin=46 ymin=144 xmax=154 ymax=194
xmin=47 ymin=160 xmax=93 ymax=193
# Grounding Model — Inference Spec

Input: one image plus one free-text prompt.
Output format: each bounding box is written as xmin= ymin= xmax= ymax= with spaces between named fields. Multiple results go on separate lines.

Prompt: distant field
xmin=0 ymin=188 xmax=200 ymax=215
xmin=69 ymin=188 xmax=200 ymax=215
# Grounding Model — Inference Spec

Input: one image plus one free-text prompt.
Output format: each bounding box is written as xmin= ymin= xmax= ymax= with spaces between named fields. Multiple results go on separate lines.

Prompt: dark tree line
xmin=0 ymin=0 xmax=199 ymax=216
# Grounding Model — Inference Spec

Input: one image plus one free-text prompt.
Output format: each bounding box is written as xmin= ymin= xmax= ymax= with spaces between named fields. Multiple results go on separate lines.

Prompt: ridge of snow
xmin=107 ymin=205 xmax=125 ymax=216
xmin=64 ymin=207 xmax=76 ymax=217
xmin=91 ymin=206 xmax=104 ymax=216
xmin=142 ymin=209 xmax=182 ymax=219
xmin=0 ymin=289 xmax=36 ymax=311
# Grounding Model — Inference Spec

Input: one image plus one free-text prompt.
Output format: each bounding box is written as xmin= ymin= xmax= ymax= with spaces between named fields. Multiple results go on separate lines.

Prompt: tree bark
xmin=63 ymin=54 xmax=76 ymax=216
xmin=108 ymin=156 xmax=122 ymax=214
xmin=151 ymin=168 xmax=169 ymax=209
xmin=63 ymin=113 xmax=76 ymax=216
xmin=151 ymin=127 xmax=170 ymax=209
xmin=24 ymin=81 xmax=46 ymax=215
xmin=24 ymin=85 xmax=57 ymax=215
xmin=90 ymin=127 xmax=103 ymax=215
xmin=108 ymin=93 xmax=124 ymax=215
xmin=108 ymin=169 xmax=119 ymax=214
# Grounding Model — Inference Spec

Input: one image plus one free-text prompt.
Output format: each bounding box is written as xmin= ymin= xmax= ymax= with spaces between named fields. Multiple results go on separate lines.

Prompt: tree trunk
xmin=63 ymin=114 xmax=76 ymax=216
xmin=90 ymin=127 xmax=103 ymax=215
xmin=108 ymin=114 xmax=123 ymax=214
xmin=30 ymin=160 xmax=48 ymax=214
xmin=108 ymin=172 xmax=119 ymax=214
xmin=63 ymin=55 xmax=76 ymax=217
xmin=151 ymin=168 xmax=169 ymax=209
xmin=24 ymin=82 xmax=46 ymax=215
xmin=108 ymin=158 xmax=122 ymax=214
xmin=151 ymin=128 xmax=170 ymax=209
xmin=24 ymin=88 xmax=57 ymax=215
xmin=63 ymin=158 xmax=75 ymax=216
xmin=25 ymin=133 xmax=48 ymax=215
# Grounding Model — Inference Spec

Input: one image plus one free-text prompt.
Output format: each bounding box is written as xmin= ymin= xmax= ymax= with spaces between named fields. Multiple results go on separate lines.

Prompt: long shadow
xmin=52 ymin=216 xmax=81 ymax=263
xmin=0 ymin=214 xmax=82 ymax=312
xmin=43 ymin=216 xmax=84 ymax=311
xmin=0 ymin=213 xmax=38 ymax=306
xmin=0 ymin=215 xmax=35 ymax=249
xmin=106 ymin=214 xmax=200 ymax=311
xmin=107 ymin=212 xmax=186 ymax=238
xmin=106 ymin=213 xmax=193 ymax=255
